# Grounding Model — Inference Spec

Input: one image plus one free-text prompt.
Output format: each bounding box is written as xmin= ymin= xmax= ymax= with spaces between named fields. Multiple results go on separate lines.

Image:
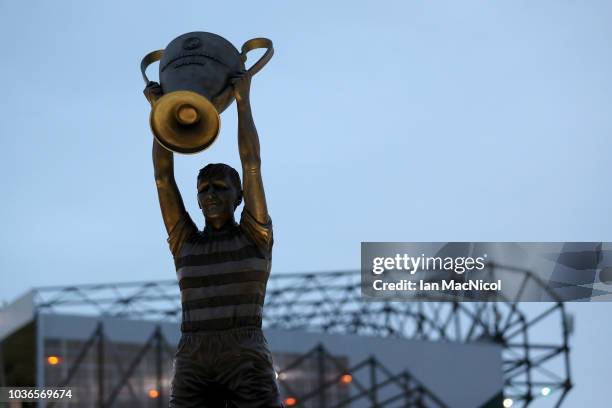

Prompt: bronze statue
xmin=143 ymin=32 xmax=282 ymax=407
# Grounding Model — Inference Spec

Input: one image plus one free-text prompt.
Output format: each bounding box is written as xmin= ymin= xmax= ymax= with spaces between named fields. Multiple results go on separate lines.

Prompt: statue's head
xmin=197 ymin=163 xmax=242 ymax=227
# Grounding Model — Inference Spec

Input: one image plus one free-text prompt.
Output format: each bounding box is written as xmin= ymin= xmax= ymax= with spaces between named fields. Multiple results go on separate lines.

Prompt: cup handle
xmin=212 ymin=38 xmax=274 ymax=111
xmin=240 ymin=38 xmax=274 ymax=76
xmin=140 ymin=49 xmax=164 ymax=84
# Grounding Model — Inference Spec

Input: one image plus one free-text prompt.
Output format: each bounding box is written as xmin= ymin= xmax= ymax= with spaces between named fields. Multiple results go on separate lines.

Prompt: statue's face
xmin=197 ymin=173 xmax=240 ymax=224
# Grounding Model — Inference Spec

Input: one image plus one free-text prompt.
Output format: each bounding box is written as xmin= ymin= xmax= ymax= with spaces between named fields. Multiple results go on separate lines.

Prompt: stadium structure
xmin=0 ymin=268 xmax=572 ymax=408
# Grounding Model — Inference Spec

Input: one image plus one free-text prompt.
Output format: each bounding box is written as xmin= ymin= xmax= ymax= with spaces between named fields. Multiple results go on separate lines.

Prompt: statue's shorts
xmin=170 ymin=327 xmax=284 ymax=408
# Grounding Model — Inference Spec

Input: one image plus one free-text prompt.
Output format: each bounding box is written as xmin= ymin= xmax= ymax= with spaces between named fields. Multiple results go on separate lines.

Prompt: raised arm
xmin=144 ymin=82 xmax=188 ymax=234
xmin=232 ymin=71 xmax=269 ymax=224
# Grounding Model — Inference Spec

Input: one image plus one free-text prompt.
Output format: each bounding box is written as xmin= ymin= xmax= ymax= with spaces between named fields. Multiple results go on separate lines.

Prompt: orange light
xmin=284 ymin=397 xmax=297 ymax=406
xmin=340 ymin=374 xmax=353 ymax=384
xmin=148 ymin=389 xmax=159 ymax=399
xmin=47 ymin=356 xmax=60 ymax=365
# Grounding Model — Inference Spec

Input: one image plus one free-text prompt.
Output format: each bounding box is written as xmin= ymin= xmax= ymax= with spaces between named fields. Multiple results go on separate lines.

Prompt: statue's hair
xmin=197 ymin=163 xmax=242 ymax=208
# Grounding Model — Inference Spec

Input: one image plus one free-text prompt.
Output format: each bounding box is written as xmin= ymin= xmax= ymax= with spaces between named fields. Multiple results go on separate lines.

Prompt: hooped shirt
xmin=167 ymin=209 xmax=273 ymax=332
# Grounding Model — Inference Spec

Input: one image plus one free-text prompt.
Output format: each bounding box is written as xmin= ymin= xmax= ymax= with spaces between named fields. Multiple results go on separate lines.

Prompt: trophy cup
xmin=141 ymin=32 xmax=273 ymax=153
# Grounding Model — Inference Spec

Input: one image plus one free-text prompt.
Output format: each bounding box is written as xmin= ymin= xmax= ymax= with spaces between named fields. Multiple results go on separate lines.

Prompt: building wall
xmin=34 ymin=313 xmax=503 ymax=407
xmin=266 ymin=329 xmax=503 ymax=408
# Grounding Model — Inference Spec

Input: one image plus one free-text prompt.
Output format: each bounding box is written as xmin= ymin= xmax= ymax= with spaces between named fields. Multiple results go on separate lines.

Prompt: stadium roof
xmin=2 ymin=268 xmax=572 ymax=407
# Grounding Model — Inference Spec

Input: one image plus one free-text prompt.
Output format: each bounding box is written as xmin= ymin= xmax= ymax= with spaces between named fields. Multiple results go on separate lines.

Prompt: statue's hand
xmin=143 ymin=81 xmax=163 ymax=106
xmin=230 ymin=70 xmax=251 ymax=104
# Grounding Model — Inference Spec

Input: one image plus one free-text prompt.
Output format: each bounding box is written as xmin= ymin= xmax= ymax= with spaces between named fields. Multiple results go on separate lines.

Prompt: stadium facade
xmin=0 ymin=270 xmax=572 ymax=408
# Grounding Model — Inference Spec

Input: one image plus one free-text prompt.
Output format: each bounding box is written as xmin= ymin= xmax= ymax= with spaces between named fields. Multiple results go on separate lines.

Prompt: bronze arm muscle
xmin=233 ymin=72 xmax=269 ymax=224
xmin=145 ymin=82 xmax=189 ymax=234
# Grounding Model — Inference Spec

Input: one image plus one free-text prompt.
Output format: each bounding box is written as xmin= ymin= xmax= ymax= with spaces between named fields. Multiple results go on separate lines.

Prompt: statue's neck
xmin=204 ymin=216 xmax=237 ymax=233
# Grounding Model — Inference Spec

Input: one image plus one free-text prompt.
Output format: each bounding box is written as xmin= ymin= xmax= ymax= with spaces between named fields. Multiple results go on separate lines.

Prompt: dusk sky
xmin=1 ymin=1 xmax=611 ymax=406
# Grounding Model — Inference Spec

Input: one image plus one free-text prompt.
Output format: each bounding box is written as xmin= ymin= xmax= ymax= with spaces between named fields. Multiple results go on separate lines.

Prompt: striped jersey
xmin=167 ymin=209 xmax=273 ymax=332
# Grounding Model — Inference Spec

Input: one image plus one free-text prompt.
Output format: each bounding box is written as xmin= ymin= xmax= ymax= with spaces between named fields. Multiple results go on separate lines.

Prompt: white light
xmin=503 ymin=398 xmax=514 ymax=408
xmin=274 ymin=371 xmax=279 ymax=380
xmin=541 ymin=387 xmax=551 ymax=396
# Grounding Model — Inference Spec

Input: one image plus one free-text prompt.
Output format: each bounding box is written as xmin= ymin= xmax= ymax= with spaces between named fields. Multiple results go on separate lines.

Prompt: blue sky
xmin=1 ymin=1 xmax=611 ymax=405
